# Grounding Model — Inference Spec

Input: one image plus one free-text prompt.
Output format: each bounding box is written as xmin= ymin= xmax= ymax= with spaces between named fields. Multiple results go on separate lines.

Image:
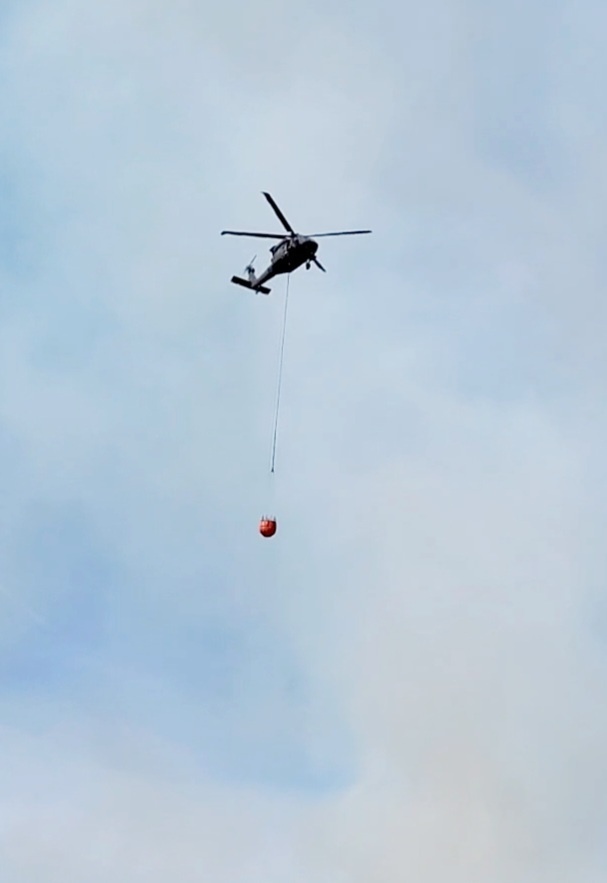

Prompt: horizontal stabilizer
xmin=230 ymin=275 xmax=271 ymax=295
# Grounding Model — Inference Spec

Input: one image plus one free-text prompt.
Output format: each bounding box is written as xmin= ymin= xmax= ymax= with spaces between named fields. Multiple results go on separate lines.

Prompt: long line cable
xmin=269 ymin=274 xmax=291 ymax=474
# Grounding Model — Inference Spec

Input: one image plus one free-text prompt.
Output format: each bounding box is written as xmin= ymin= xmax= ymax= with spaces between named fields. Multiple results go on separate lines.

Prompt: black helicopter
xmin=221 ymin=192 xmax=371 ymax=294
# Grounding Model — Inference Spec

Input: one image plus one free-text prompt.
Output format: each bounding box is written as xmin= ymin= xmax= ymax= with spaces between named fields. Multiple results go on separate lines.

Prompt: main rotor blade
xmin=262 ymin=192 xmax=296 ymax=234
xmin=313 ymin=257 xmax=326 ymax=272
xmin=307 ymin=230 xmax=372 ymax=237
xmin=221 ymin=230 xmax=285 ymax=239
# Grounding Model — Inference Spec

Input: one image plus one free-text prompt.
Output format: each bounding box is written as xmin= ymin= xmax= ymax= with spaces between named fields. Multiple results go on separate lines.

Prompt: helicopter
xmin=221 ymin=192 xmax=371 ymax=294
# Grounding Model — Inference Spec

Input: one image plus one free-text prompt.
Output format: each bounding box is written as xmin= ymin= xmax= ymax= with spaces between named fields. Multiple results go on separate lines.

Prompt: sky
xmin=0 ymin=0 xmax=606 ymax=879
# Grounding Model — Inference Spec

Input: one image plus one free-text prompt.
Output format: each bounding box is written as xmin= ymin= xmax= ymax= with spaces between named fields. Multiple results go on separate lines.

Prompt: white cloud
xmin=0 ymin=0 xmax=605 ymax=879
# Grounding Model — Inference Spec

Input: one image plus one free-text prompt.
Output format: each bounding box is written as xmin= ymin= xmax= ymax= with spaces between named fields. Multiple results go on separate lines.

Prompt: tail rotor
xmin=245 ymin=255 xmax=257 ymax=279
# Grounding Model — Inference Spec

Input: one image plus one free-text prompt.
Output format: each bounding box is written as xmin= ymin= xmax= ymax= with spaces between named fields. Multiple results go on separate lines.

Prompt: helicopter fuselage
xmin=254 ymin=236 xmax=318 ymax=287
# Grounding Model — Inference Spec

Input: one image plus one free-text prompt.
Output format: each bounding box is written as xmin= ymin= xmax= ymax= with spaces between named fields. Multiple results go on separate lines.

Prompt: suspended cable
xmin=269 ymin=274 xmax=291 ymax=475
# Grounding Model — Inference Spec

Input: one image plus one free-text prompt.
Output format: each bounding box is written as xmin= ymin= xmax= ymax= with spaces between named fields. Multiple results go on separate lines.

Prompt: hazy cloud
xmin=0 ymin=0 xmax=605 ymax=879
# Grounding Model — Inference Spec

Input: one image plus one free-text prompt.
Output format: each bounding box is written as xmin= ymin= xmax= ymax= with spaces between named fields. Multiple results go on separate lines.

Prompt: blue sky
xmin=0 ymin=0 xmax=607 ymax=879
